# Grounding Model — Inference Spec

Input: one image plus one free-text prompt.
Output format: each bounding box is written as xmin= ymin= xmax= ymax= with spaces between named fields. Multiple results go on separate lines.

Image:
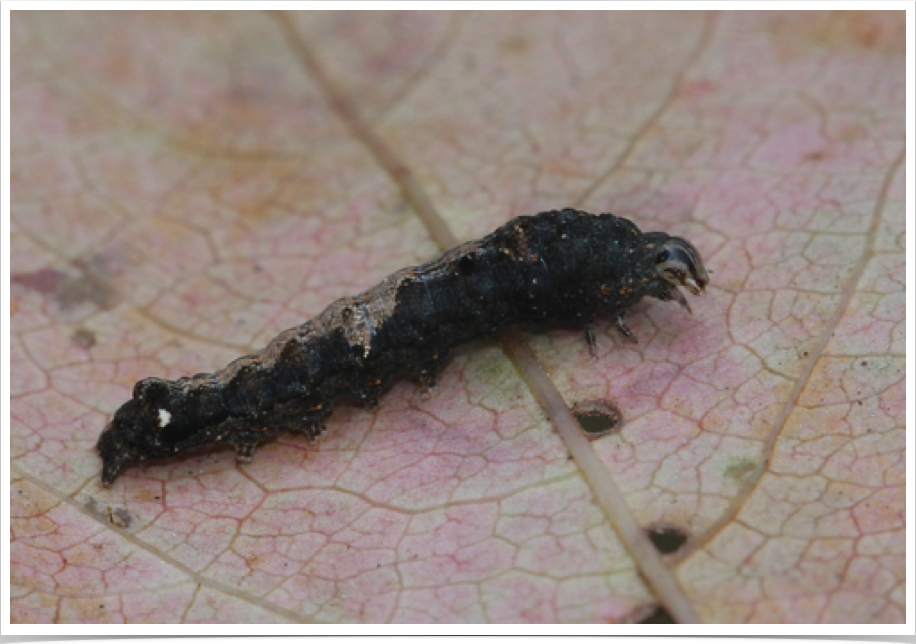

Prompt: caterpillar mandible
xmin=97 ymin=209 xmax=709 ymax=485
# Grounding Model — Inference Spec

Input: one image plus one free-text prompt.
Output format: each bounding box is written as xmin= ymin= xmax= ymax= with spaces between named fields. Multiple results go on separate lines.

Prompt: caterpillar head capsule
xmin=97 ymin=377 xmax=191 ymax=485
xmin=654 ymin=237 xmax=709 ymax=312
xmin=97 ymin=399 xmax=157 ymax=485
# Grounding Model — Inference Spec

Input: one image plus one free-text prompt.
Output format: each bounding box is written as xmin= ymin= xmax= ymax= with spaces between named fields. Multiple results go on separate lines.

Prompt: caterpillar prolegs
xmin=97 ymin=209 xmax=709 ymax=484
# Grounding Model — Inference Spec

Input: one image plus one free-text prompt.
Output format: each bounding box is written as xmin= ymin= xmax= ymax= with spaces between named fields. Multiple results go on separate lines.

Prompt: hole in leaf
xmin=634 ymin=604 xmax=674 ymax=623
xmin=571 ymin=400 xmax=622 ymax=439
xmin=646 ymin=524 xmax=689 ymax=554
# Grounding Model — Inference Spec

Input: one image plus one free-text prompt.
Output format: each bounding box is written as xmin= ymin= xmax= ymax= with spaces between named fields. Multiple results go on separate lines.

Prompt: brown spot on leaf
xmin=132 ymin=488 xmax=163 ymax=504
xmin=500 ymin=35 xmax=530 ymax=53
xmin=771 ymin=11 xmax=905 ymax=56
xmin=71 ymin=328 xmax=97 ymax=349
xmin=803 ymin=150 xmax=829 ymax=163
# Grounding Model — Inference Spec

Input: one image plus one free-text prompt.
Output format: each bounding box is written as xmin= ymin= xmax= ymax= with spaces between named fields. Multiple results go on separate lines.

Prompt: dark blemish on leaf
xmin=12 ymin=254 xmax=119 ymax=316
xmin=71 ymin=328 xmax=97 ymax=349
xmin=572 ymin=400 xmax=623 ymax=439
xmin=646 ymin=524 xmax=690 ymax=554
xmin=62 ymin=261 xmax=118 ymax=311
xmin=640 ymin=605 xmax=675 ymax=623
xmin=11 ymin=267 xmax=66 ymax=294
xmin=84 ymin=495 xmax=134 ymax=528
xmin=627 ymin=604 xmax=675 ymax=624
xmin=803 ymin=150 xmax=828 ymax=163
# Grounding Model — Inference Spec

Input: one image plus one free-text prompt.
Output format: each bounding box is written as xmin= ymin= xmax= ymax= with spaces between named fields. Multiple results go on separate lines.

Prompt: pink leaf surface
xmin=9 ymin=11 xmax=905 ymax=624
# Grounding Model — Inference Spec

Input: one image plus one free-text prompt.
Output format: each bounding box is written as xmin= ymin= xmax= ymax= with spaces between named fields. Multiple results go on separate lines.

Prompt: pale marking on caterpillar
xmin=97 ymin=209 xmax=709 ymax=485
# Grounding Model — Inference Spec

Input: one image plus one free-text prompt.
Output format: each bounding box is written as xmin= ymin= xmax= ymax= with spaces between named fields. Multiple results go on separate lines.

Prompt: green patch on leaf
xmin=724 ymin=456 xmax=759 ymax=481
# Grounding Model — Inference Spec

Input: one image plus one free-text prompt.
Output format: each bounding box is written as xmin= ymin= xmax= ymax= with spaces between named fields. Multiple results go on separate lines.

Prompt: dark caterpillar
xmin=97 ymin=209 xmax=709 ymax=485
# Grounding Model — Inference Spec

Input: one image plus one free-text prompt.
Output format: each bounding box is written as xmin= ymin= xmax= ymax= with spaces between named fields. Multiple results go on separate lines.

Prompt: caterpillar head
xmin=653 ymin=236 xmax=709 ymax=312
xmin=97 ymin=378 xmax=183 ymax=485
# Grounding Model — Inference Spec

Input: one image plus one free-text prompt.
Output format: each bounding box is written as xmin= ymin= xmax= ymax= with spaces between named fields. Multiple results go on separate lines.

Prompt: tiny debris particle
xmin=157 ymin=408 xmax=172 ymax=427
xmin=107 ymin=507 xmax=133 ymax=528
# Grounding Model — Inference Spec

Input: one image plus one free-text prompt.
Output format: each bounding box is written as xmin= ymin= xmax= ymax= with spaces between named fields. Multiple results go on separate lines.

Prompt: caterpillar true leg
xmin=616 ymin=315 xmax=638 ymax=343
xmin=585 ymin=324 xmax=598 ymax=356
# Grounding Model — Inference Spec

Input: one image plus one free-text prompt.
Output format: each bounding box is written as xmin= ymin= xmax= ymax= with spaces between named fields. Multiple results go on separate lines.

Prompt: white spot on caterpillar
xmin=158 ymin=408 xmax=172 ymax=427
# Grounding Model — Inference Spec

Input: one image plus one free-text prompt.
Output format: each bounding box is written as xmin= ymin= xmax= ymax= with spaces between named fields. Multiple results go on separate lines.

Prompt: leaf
xmin=10 ymin=10 xmax=905 ymax=624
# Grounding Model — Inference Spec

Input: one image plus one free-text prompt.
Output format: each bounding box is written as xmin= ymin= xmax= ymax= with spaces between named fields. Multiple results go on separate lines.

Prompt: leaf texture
xmin=9 ymin=10 xmax=905 ymax=623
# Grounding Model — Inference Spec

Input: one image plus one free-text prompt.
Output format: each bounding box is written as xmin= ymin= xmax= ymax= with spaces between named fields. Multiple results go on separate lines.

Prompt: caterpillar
xmin=97 ymin=209 xmax=709 ymax=485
